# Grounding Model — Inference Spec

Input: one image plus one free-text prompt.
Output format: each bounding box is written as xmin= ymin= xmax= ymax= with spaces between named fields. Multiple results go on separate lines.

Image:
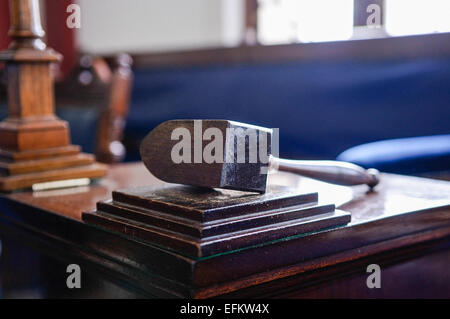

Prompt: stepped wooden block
xmin=0 ymin=148 xmax=107 ymax=191
xmin=83 ymin=184 xmax=351 ymax=258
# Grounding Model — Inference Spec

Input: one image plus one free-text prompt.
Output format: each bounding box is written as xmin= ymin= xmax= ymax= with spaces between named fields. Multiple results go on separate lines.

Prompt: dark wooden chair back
xmin=55 ymin=54 xmax=133 ymax=163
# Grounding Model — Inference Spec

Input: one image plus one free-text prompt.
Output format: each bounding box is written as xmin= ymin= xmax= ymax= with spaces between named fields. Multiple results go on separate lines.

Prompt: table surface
xmin=3 ymin=162 xmax=450 ymax=225
xmin=1 ymin=162 xmax=449 ymax=298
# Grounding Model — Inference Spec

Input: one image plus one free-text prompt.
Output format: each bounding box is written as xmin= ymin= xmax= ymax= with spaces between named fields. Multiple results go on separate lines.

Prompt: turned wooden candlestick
xmin=0 ymin=0 xmax=106 ymax=191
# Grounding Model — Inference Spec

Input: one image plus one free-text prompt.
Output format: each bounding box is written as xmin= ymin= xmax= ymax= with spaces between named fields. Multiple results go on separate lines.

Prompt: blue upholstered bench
xmin=2 ymin=58 xmax=449 ymax=177
xmin=337 ymin=135 xmax=450 ymax=176
xmin=124 ymin=58 xmax=450 ymax=171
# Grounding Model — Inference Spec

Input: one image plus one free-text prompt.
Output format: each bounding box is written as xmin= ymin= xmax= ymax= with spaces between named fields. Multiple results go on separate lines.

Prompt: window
xmin=257 ymin=0 xmax=450 ymax=45
xmin=385 ymin=0 xmax=450 ymax=37
xmin=258 ymin=0 xmax=353 ymax=44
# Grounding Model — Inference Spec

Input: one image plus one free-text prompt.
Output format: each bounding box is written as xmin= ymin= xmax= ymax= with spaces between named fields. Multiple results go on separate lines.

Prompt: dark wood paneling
xmin=133 ymin=32 xmax=450 ymax=69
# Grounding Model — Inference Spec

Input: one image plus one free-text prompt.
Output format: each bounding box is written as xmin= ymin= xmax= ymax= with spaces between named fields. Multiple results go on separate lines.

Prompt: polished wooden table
xmin=0 ymin=163 xmax=449 ymax=298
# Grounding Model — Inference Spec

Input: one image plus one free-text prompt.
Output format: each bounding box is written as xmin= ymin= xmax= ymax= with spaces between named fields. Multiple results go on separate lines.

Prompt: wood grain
xmin=0 ymin=162 xmax=107 ymax=191
xmin=83 ymin=184 xmax=350 ymax=258
xmin=132 ymin=33 xmax=450 ymax=69
xmin=0 ymin=153 xmax=95 ymax=175
xmin=0 ymin=163 xmax=449 ymax=297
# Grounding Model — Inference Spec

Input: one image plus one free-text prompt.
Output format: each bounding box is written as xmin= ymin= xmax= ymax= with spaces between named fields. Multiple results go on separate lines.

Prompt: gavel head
xmin=140 ymin=120 xmax=273 ymax=193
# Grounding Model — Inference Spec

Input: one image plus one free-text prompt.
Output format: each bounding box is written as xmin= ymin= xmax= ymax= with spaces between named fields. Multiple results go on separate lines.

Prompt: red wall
xmin=0 ymin=0 xmax=77 ymax=76
xmin=0 ymin=0 xmax=11 ymax=51
xmin=44 ymin=0 xmax=77 ymax=76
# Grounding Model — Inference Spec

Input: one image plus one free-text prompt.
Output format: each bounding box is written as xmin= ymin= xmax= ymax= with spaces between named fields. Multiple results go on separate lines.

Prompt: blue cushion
xmin=125 ymin=58 xmax=450 ymax=161
xmin=56 ymin=107 xmax=99 ymax=154
xmin=336 ymin=135 xmax=450 ymax=174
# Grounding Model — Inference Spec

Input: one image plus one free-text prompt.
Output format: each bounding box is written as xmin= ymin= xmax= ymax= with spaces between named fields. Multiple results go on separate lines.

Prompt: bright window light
xmin=258 ymin=0 xmax=354 ymax=45
xmin=385 ymin=0 xmax=450 ymax=36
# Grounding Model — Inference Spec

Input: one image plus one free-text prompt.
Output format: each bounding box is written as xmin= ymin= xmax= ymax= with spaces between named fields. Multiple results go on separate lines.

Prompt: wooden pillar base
xmin=0 ymin=145 xmax=107 ymax=191
xmin=0 ymin=118 xmax=71 ymax=151
xmin=0 ymin=0 xmax=108 ymax=191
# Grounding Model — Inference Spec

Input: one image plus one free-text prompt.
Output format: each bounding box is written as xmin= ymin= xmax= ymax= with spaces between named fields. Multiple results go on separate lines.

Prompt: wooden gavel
xmin=140 ymin=120 xmax=380 ymax=193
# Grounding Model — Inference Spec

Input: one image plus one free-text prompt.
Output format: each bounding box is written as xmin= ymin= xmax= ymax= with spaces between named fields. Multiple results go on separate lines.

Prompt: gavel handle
xmin=271 ymin=157 xmax=380 ymax=188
